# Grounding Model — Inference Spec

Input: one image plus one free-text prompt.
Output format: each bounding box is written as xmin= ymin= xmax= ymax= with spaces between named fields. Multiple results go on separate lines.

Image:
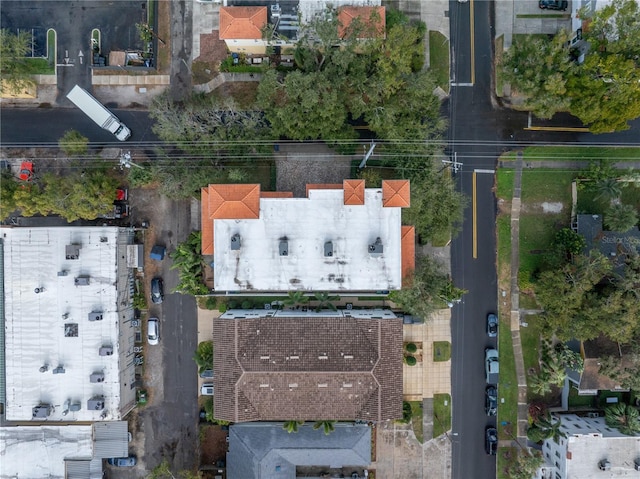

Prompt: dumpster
xmin=150 ymin=245 xmax=165 ymax=261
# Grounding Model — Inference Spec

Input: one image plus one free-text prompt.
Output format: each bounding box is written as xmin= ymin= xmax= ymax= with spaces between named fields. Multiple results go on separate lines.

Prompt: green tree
xmin=404 ymin=355 xmax=417 ymax=366
xmin=604 ymin=203 xmax=638 ymax=232
xmin=507 ymin=452 xmax=545 ymax=479
xmin=59 ymin=130 xmax=89 ymax=156
xmin=283 ymin=291 xmax=309 ymax=307
xmin=527 ymin=414 xmax=564 ymax=443
xmin=313 ymin=291 xmax=339 ymax=312
xmin=528 ymin=371 xmax=552 ymax=397
xmin=605 ymin=403 xmax=640 ymax=435
xmin=193 ymin=341 xmax=213 ymax=374
xmin=282 ymin=420 xmax=304 ymax=433
xmin=313 ymin=420 xmax=336 ymax=435
xmin=594 ymin=177 xmax=624 ymax=202
xmin=0 ymin=174 xmax=19 ymax=219
xmin=390 ymin=254 xmax=450 ymax=320
xmin=0 ymin=29 xmax=36 ymax=95
xmin=170 ymin=231 xmax=208 ymax=295
xmin=554 ymin=227 xmax=587 ymax=259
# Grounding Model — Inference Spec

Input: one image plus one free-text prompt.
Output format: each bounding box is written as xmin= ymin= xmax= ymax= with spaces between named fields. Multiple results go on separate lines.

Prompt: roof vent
xmin=99 ymin=345 xmax=114 ymax=356
xmin=88 ymin=396 xmax=105 ymax=410
xmin=88 ymin=311 xmax=103 ymax=322
xmin=65 ymin=244 xmax=81 ymax=260
xmin=64 ymin=323 xmax=78 ymax=337
xmin=318 ymin=354 xmax=328 ymax=360
xmin=324 ymin=241 xmax=334 ymax=257
xmin=344 ymin=355 xmax=354 ymax=359
xmin=599 ymin=459 xmax=611 ymax=471
xmin=57 ymin=270 xmax=68 ymax=277
xmin=32 ymin=404 xmax=52 ymax=418
xmin=368 ymin=237 xmax=383 ymax=255
xmin=231 ymin=233 xmax=241 ymax=251
xmin=318 ymin=383 xmax=328 ymax=388
xmin=39 ymin=364 xmax=49 ymax=373
xmin=90 ymin=372 xmax=105 ymax=383
xmin=260 ymin=355 xmax=270 ymax=360
xmin=279 ymin=240 xmax=288 ymax=256
xmin=99 ymin=236 xmax=108 ymax=243
xmin=34 ymin=287 xmax=45 ymax=294
xmin=75 ymin=276 xmax=90 ymax=286
xmin=53 ymin=366 xmax=66 ymax=374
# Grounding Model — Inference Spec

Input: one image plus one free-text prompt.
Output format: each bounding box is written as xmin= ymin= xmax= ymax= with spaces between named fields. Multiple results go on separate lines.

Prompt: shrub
xmin=405 ymin=342 xmax=418 ymax=353
xmin=402 ymin=401 xmax=412 ymax=423
xmin=405 ymin=355 xmax=417 ymax=366
xmin=241 ymin=300 xmax=252 ymax=309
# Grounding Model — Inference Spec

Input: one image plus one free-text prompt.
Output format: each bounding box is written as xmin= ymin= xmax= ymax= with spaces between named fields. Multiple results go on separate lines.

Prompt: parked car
xmin=539 ymin=0 xmax=568 ymax=10
xmin=201 ymin=383 xmax=214 ymax=396
xmin=147 ymin=318 xmax=159 ymax=345
xmin=485 ymin=427 xmax=498 ymax=455
xmin=485 ymin=386 xmax=498 ymax=416
xmin=107 ymin=456 xmax=137 ymax=467
xmin=150 ymin=277 xmax=164 ymax=304
xmin=486 ymin=313 xmax=498 ymax=338
xmin=200 ymin=369 xmax=214 ymax=379
xmin=18 ymin=161 xmax=34 ymax=181
xmin=485 ymin=348 xmax=499 ymax=384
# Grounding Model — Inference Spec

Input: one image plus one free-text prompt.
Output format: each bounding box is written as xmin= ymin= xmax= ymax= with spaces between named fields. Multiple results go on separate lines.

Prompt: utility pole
xmin=119 ymin=151 xmax=143 ymax=169
xmin=358 ymin=141 xmax=376 ymax=170
xmin=442 ymin=152 xmax=462 ymax=173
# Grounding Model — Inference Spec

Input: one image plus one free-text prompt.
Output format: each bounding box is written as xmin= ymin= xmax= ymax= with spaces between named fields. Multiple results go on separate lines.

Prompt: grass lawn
xmin=519 ymin=170 xmax=574 ymax=289
xmin=433 ymin=393 xmax=451 ymax=438
xmin=568 ymin=387 xmax=595 ymax=409
xmin=497 ymin=447 xmax=518 ymax=479
xmin=522 ymin=145 xmax=640 ymax=163
xmin=211 ymin=82 xmax=259 ymax=109
xmin=429 ymin=30 xmax=450 ymax=93
xmin=497 ymin=313 xmax=518 ymax=441
xmin=433 ymin=341 xmax=451 ymax=362
xmin=520 ymin=315 xmax=542 ymax=401
xmin=48 ymin=29 xmax=56 ymax=66
xmin=577 ymin=182 xmax=640 ymax=215
xmin=496 ymin=169 xmax=514 ymax=202
xmin=495 ymin=35 xmax=504 ymax=97
xmin=409 ymin=401 xmax=424 ymax=443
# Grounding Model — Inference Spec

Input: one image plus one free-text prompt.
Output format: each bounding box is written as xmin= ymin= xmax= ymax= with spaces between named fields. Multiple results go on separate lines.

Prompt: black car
xmin=485 ymin=386 xmax=498 ymax=416
xmin=487 ymin=313 xmax=498 ymax=338
xmin=485 ymin=427 xmax=498 ymax=455
xmin=151 ymin=277 xmax=164 ymax=304
xmin=539 ymin=0 xmax=568 ymax=10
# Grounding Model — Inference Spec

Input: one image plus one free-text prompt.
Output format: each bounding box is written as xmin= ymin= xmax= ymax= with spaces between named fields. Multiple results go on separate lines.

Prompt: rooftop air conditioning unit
xmin=324 ymin=241 xmax=334 ymax=257
xmin=65 ymin=244 xmax=81 ymax=260
xmin=279 ymin=240 xmax=288 ymax=256
xmin=599 ymin=459 xmax=611 ymax=471
xmin=368 ymin=237 xmax=383 ymax=255
xmin=634 ymin=459 xmax=640 ymax=471
xmin=99 ymin=345 xmax=114 ymax=356
xmin=88 ymin=396 xmax=105 ymax=410
xmin=231 ymin=233 xmax=241 ymax=251
xmin=53 ymin=366 xmax=66 ymax=374
xmin=32 ymin=404 xmax=53 ymax=418
xmin=90 ymin=372 xmax=105 ymax=383
xmin=88 ymin=311 xmax=103 ymax=321
xmin=75 ymin=276 xmax=90 ymax=286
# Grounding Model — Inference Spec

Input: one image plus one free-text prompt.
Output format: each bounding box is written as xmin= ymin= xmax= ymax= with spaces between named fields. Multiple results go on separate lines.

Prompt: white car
xmin=201 ymin=383 xmax=214 ymax=396
xmin=147 ymin=318 xmax=159 ymax=345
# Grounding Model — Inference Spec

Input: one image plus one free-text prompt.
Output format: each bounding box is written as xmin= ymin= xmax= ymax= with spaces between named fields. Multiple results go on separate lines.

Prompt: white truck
xmin=66 ymin=85 xmax=131 ymax=141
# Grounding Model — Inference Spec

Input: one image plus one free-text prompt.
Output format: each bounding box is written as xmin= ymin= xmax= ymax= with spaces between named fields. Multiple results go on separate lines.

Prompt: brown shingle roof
xmin=401 ymin=226 xmax=415 ymax=286
xmin=219 ymin=6 xmax=267 ymax=40
xmin=213 ymin=315 xmax=403 ymax=422
xmin=343 ymin=179 xmax=365 ymax=205
xmin=382 ymin=180 xmax=410 ymax=208
xmin=580 ymin=336 xmax=631 ymax=391
xmin=306 ymin=183 xmax=343 ymax=197
xmin=338 ymin=6 xmax=386 ymax=39
xmin=207 ymin=184 xmax=261 ymax=219
xmin=201 ymin=187 xmax=214 ymax=255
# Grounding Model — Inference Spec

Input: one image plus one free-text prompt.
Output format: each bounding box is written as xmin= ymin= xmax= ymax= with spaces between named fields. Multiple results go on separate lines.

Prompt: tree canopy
xmin=501 ymin=0 xmax=640 ymax=132
xmin=0 ymin=29 xmax=36 ymax=95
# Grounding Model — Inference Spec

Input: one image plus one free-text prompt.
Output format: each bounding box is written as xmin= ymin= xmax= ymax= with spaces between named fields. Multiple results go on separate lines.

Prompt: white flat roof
xmin=214 ymin=188 xmax=402 ymax=292
xmin=3 ymin=227 xmax=124 ymax=421
xmin=0 ymin=425 xmax=94 ymax=479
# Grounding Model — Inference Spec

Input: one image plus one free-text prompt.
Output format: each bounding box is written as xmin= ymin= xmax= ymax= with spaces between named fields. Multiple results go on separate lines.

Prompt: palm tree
xmin=193 ymin=341 xmax=213 ymax=374
xmin=605 ymin=403 xmax=640 ymax=435
xmin=594 ymin=177 xmax=623 ymax=202
xmin=282 ymin=420 xmax=304 ymax=433
xmin=528 ymin=371 xmax=552 ymax=396
xmin=527 ymin=414 xmax=564 ymax=443
xmin=313 ymin=420 xmax=336 ymax=435
xmin=604 ymin=203 xmax=638 ymax=232
xmin=283 ymin=291 xmax=309 ymax=308
xmin=313 ymin=292 xmax=339 ymax=312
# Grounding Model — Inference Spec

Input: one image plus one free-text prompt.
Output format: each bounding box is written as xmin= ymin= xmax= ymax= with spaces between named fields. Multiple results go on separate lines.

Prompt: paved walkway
xmin=508 ymin=151 xmax=530 ymax=449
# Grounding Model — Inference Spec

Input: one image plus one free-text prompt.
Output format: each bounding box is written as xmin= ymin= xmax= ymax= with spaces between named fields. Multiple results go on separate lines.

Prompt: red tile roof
xmin=201 ymin=187 xmax=214 ymax=255
xmin=219 ymin=6 xmax=267 ymax=40
xmin=207 ymin=184 xmax=261 ymax=219
xmin=213 ymin=315 xmax=403 ymax=422
xmin=343 ymin=179 xmax=365 ymax=205
xmin=260 ymin=191 xmax=293 ymax=198
xmin=382 ymin=180 xmax=411 ymax=208
xmin=338 ymin=6 xmax=386 ymax=39
xmin=305 ymin=183 xmax=343 ymax=197
xmin=401 ymin=226 xmax=415 ymax=287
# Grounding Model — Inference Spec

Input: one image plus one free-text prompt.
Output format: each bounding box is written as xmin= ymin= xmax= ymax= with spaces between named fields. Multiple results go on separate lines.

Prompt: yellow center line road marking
xmin=470 ymin=0 xmax=475 ymax=85
xmin=472 ymin=170 xmax=477 ymax=259
xmin=525 ymin=126 xmax=590 ymax=132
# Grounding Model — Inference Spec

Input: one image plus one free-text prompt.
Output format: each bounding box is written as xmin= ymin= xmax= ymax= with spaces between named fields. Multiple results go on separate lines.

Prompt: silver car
xmin=147 ymin=318 xmax=159 ymax=345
